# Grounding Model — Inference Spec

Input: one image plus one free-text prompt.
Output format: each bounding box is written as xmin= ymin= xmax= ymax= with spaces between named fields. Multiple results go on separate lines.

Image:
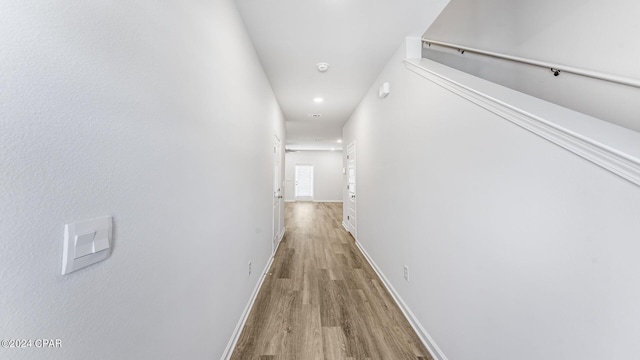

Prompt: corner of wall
xmin=405 ymin=36 xmax=423 ymax=59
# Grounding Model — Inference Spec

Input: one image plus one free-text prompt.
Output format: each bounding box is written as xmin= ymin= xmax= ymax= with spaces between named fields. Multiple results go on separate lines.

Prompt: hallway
xmin=231 ymin=202 xmax=432 ymax=360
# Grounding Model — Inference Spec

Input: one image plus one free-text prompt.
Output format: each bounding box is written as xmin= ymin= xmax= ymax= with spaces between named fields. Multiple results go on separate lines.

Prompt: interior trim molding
xmin=278 ymin=227 xmax=286 ymax=249
xmin=220 ymin=230 xmax=284 ymax=360
xmin=341 ymin=221 xmax=349 ymax=232
xmin=355 ymin=241 xmax=449 ymax=360
xmin=313 ymin=200 xmax=343 ymax=203
xmin=404 ymin=58 xmax=640 ymax=188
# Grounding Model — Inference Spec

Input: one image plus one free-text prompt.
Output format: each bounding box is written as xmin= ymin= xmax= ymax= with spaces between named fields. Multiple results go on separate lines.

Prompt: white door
xmin=273 ymin=135 xmax=282 ymax=254
xmin=347 ymin=142 xmax=356 ymax=239
xmin=294 ymin=164 xmax=314 ymax=201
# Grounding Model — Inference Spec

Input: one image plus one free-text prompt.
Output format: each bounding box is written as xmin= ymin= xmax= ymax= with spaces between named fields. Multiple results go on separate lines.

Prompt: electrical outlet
xmin=403 ymin=265 xmax=409 ymax=282
xmin=248 ymin=261 xmax=252 ymax=277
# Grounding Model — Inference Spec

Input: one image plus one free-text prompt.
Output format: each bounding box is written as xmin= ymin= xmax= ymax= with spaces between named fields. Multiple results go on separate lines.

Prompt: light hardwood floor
xmin=230 ymin=202 xmax=433 ymax=360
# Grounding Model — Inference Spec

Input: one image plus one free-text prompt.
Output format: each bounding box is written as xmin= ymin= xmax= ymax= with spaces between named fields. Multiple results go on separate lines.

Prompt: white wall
xmin=285 ymin=151 xmax=343 ymax=202
xmin=0 ymin=2 xmax=284 ymax=359
xmin=422 ymin=0 xmax=640 ymax=132
xmin=343 ymin=41 xmax=640 ymax=360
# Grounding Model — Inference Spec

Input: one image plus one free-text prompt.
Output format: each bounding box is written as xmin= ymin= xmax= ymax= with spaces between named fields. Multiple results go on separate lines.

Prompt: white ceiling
xmin=235 ymin=0 xmax=449 ymax=150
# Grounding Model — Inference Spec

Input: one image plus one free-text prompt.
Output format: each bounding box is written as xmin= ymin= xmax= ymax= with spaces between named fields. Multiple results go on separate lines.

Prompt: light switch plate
xmin=62 ymin=216 xmax=112 ymax=275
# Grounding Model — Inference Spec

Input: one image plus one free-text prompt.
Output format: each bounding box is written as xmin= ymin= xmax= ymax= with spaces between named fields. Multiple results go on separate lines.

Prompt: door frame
xmin=346 ymin=141 xmax=356 ymax=240
xmin=272 ymin=134 xmax=283 ymax=254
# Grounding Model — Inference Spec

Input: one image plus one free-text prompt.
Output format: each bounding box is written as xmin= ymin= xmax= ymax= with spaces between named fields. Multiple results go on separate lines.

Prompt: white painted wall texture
xmin=0 ymin=1 xmax=284 ymax=359
xmin=343 ymin=42 xmax=640 ymax=360
xmin=423 ymin=0 xmax=640 ymax=132
xmin=284 ymin=151 xmax=343 ymax=202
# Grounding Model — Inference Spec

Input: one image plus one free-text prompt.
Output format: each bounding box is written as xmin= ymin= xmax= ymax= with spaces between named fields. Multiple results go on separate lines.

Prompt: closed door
xmin=295 ymin=164 xmax=314 ymax=201
xmin=347 ymin=142 xmax=356 ymax=239
xmin=273 ymin=135 xmax=282 ymax=253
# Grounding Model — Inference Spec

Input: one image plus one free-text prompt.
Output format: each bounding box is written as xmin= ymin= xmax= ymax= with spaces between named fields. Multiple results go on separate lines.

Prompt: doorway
xmin=346 ymin=142 xmax=356 ymax=239
xmin=294 ymin=164 xmax=314 ymax=201
xmin=273 ymin=135 xmax=283 ymax=254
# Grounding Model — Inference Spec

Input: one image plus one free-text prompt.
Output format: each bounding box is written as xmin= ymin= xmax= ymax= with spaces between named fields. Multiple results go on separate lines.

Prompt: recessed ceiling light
xmin=314 ymin=97 xmax=324 ymax=103
xmin=316 ymin=62 xmax=330 ymax=73
xmin=337 ymin=139 xmax=343 ymax=143
xmin=331 ymin=148 xmax=335 ymax=151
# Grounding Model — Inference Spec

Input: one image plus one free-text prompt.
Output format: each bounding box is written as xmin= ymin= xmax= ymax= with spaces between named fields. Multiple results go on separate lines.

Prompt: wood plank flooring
xmin=230 ymin=202 xmax=433 ymax=360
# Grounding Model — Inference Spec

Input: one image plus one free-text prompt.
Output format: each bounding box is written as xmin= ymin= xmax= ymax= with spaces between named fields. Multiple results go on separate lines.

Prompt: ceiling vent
xmin=308 ymin=114 xmax=322 ymax=118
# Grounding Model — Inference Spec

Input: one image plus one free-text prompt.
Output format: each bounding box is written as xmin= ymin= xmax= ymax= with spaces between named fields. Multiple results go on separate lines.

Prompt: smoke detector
xmin=316 ymin=62 xmax=330 ymax=73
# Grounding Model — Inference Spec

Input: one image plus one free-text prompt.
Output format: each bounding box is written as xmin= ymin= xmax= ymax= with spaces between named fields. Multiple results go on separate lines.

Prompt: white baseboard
xmin=342 ymin=221 xmax=349 ymax=232
xmin=313 ymin=200 xmax=343 ymax=203
xmin=355 ymin=241 xmax=449 ymax=360
xmin=284 ymin=200 xmax=295 ymax=203
xmin=220 ymin=229 xmax=285 ymax=360
xmin=277 ymin=227 xmax=286 ymax=250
